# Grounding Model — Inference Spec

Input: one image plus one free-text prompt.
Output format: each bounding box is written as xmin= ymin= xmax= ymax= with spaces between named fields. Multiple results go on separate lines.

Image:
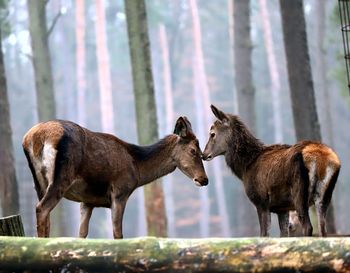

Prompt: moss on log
xmin=0 ymin=215 xmax=25 ymax=236
xmin=0 ymin=236 xmax=350 ymax=272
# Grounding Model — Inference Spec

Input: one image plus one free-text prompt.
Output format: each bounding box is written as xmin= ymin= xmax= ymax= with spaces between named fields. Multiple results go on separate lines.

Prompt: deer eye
xmin=210 ymin=132 xmax=215 ymax=138
xmin=190 ymin=148 xmax=196 ymax=155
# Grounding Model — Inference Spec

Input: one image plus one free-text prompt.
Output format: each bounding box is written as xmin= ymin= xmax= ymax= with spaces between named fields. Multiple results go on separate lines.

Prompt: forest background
xmin=0 ymin=0 xmax=349 ymax=238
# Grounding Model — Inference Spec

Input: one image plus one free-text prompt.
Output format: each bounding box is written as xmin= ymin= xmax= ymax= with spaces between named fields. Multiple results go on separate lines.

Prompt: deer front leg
xmin=79 ymin=203 xmax=93 ymax=238
xmin=111 ymin=194 xmax=128 ymax=239
xmin=256 ymin=207 xmax=271 ymax=237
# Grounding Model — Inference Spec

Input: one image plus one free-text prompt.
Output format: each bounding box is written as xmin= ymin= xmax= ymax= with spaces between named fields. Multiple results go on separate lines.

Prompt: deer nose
xmin=202 ymin=153 xmax=213 ymax=161
xmin=194 ymin=177 xmax=208 ymax=186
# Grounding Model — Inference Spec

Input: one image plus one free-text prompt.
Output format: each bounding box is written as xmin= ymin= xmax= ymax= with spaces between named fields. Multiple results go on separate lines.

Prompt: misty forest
xmin=1 ymin=0 xmax=350 ymax=244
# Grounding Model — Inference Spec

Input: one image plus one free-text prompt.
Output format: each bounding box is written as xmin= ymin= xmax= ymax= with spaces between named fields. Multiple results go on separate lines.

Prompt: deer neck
xmin=225 ymin=123 xmax=264 ymax=179
xmin=129 ymin=135 xmax=177 ymax=187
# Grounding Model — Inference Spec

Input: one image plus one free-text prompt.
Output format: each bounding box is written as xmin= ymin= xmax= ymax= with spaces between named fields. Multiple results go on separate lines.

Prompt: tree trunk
xmin=189 ymin=0 xmax=230 ymax=237
xmin=76 ymin=0 xmax=87 ymax=126
xmin=0 ymin=29 xmax=19 ymax=216
xmin=1 ymin=237 xmax=350 ymax=272
xmin=0 ymin=215 xmax=25 ymax=236
xmin=279 ymin=0 xmax=320 ymax=141
xmin=314 ymin=0 xmax=336 ymax=234
xmin=259 ymin=0 xmax=283 ymax=143
xmin=95 ymin=0 xmax=114 ymax=134
xmin=233 ymin=0 xmax=259 ymax=236
xmin=27 ymin=0 xmax=56 ymax=121
xmin=280 ymin=0 xmax=336 ymax=234
xmin=159 ymin=24 xmax=176 ymax=237
xmin=124 ymin=0 xmax=167 ymax=237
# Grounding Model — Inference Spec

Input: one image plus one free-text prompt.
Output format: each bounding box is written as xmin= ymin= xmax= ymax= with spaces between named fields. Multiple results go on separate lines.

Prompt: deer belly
xmin=268 ymin=193 xmax=294 ymax=213
xmin=64 ymin=179 xmax=111 ymax=207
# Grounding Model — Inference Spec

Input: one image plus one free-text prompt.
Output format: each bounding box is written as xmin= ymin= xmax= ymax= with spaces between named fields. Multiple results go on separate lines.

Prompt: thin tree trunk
xmin=279 ymin=0 xmax=320 ymax=141
xmin=280 ymin=0 xmax=336 ymax=234
xmin=124 ymin=0 xmax=167 ymax=237
xmin=27 ymin=0 xmax=56 ymax=121
xmin=159 ymin=24 xmax=176 ymax=237
xmin=228 ymin=0 xmax=239 ymax=115
xmin=94 ymin=0 xmax=114 ymax=237
xmin=233 ymin=0 xmax=259 ymax=236
xmin=259 ymin=0 xmax=283 ymax=143
xmin=234 ymin=0 xmax=256 ymax=133
xmin=27 ymin=0 xmax=68 ymax=237
xmin=315 ymin=0 xmax=336 ymax=234
xmin=189 ymin=0 xmax=230 ymax=237
xmin=95 ymin=0 xmax=114 ymax=134
xmin=76 ymin=0 xmax=86 ymax=126
xmin=0 ymin=29 xmax=20 ymax=216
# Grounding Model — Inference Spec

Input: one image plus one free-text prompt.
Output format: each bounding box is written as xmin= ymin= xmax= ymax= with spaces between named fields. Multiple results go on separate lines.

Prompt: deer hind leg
xmin=314 ymin=166 xmax=340 ymax=237
xmin=277 ymin=212 xmax=289 ymax=237
xmin=293 ymin=182 xmax=313 ymax=236
xmin=256 ymin=207 xmax=271 ymax=237
xmin=36 ymin=182 xmax=65 ymax=237
xmin=79 ymin=203 xmax=93 ymax=238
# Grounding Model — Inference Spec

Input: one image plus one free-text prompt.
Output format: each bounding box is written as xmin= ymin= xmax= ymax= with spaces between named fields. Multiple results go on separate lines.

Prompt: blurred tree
xmin=76 ymin=0 xmax=86 ymax=126
xmin=314 ymin=0 xmax=336 ymax=234
xmin=27 ymin=0 xmax=56 ymax=121
xmin=258 ymin=0 xmax=283 ymax=143
xmin=95 ymin=0 xmax=114 ymax=134
xmin=189 ymin=0 xmax=230 ymax=237
xmin=27 ymin=0 xmax=68 ymax=237
xmin=280 ymin=0 xmax=336 ymax=233
xmin=124 ymin=0 xmax=167 ymax=237
xmin=159 ymin=24 xmax=176 ymax=237
xmin=0 ymin=19 xmax=20 ymax=216
xmin=233 ymin=0 xmax=259 ymax=236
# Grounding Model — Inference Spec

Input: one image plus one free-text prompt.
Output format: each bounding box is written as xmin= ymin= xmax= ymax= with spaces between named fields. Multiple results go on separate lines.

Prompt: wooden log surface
xmin=0 ymin=215 xmax=25 ymax=236
xmin=0 ymin=236 xmax=350 ymax=272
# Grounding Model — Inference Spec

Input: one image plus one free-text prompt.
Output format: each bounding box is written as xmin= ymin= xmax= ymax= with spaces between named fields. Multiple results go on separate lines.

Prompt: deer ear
xmin=174 ymin=116 xmax=192 ymax=138
xmin=211 ymin=104 xmax=229 ymax=123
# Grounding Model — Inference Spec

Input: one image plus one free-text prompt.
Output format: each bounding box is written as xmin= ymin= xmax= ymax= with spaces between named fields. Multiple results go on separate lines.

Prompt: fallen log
xmin=0 ymin=236 xmax=350 ymax=272
xmin=0 ymin=215 xmax=25 ymax=236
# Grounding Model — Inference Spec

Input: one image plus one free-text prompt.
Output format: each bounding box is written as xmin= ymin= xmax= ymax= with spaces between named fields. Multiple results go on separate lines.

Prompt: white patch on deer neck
xmin=42 ymin=142 xmax=57 ymax=186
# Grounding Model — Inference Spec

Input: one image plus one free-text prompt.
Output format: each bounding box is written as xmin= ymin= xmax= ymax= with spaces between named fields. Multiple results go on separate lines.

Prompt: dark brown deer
xmin=202 ymin=105 xmax=340 ymax=237
xmin=23 ymin=117 xmax=208 ymax=239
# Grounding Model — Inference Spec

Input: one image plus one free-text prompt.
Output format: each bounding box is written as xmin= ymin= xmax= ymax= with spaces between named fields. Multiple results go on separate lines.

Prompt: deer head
xmin=202 ymin=105 xmax=232 ymax=161
xmin=173 ymin=117 xmax=208 ymax=186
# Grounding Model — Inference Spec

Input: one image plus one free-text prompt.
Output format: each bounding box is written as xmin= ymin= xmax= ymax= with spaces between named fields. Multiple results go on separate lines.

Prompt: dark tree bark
xmin=315 ymin=0 xmax=336 ymax=234
xmin=1 ymin=237 xmax=350 ymax=272
xmin=234 ymin=0 xmax=256 ymax=133
xmin=27 ymin=0 xmax=56 ymax=121
xmin=280 ymin=0 xmax=320 ymax=141
xmin=280 ymin=0 xmax=336 ymax=233
xmin=233 ymin=0 xmax=259 ymax=236
xmin=0 ymin=29 xmax=20 ymax=216
xmin=124 ymin=0 xmax=167 ymax=237
xmin=0 ymin=215 xmax=25 ymax=236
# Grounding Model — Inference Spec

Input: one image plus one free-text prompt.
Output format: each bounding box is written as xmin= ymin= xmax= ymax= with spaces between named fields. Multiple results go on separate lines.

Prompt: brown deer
xmin=23 ymin=117 xmax=208 ymax=239
xmin=202 ymin=105 xmax=340 ymax=237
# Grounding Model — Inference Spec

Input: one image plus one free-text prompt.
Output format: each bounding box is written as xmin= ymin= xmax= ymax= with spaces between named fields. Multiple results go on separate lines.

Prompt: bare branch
xmin=47 ymin=11 xmax=62 ymax=38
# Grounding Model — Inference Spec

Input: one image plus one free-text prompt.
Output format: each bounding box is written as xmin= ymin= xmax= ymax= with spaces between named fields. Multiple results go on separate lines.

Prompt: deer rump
xmin=244 ymin=141 xmax=339 ymax=216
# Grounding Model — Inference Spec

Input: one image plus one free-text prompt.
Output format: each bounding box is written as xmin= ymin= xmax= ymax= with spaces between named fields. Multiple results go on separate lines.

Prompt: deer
xmin=22 ymin=117 xmax=208 ymax=239
xmin=202 ymin=105 xmax=340 ymax=237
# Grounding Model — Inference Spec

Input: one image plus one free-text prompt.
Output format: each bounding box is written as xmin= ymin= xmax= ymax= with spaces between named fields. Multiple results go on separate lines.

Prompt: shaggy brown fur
xmin=23 ymin=117 xmax=208 ymax=239
xmin=203 ymin=105 xmax=340 ymax=237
